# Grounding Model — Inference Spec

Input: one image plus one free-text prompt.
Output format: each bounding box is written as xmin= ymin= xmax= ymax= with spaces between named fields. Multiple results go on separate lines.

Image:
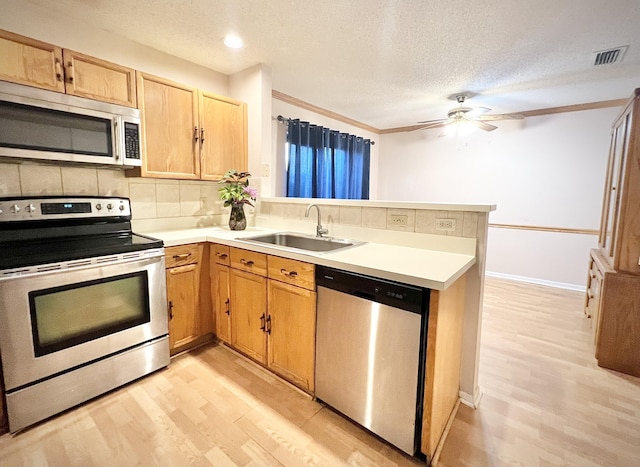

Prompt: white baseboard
xmin=459 ymin=389 xmax=482 ymax=408
xmin=485 ymin=271 xmax=586 ymax=292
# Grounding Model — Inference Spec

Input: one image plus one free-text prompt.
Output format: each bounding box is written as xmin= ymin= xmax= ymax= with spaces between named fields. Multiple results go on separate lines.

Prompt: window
xmin=285 ymin=119 xmax=371 ymax=199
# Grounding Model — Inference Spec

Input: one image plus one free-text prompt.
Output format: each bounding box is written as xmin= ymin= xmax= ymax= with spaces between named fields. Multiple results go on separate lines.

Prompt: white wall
xmin=270 ymin=99 xmax=380 ymax=199
xmin=378 ymin=107 xmax=619 ymax=288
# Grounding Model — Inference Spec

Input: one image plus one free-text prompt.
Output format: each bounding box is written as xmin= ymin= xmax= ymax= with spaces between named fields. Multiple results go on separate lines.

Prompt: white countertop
xmin=145 ymin=227 xmax=475 ymax=290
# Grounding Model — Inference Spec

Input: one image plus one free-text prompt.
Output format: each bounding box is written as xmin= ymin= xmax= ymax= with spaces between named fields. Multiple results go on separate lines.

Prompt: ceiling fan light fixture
xmin=445 ymin=119 xmax=477 ymax=137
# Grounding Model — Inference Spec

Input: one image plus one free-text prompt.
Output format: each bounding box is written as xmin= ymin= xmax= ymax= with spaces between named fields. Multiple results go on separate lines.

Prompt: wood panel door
xmin=230 ymin=269 xmax=267 ymax=364
xmin=0 ymin=29 xmax=64 ymax=92
xmin=135 ymin=72 xmax=199 ymax=179
xmin=199 ymin=91 xmax=248 ymax=180
xmin=267 ymin=280 xmax=316 ymax=392
xmin=62 ymin=50 xmax=136 ymax=107
xmin=213 ymin=263 xmax=231 ymax=344
xmin=166 ymin=263 xmax=200 ymax=351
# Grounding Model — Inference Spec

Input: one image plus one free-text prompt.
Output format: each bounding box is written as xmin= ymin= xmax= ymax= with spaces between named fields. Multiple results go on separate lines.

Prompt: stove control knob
xmin=26 ymin=203 xmax=36 ymax=213
xmin=10 ymin=204 xmax=20 ymax=214
xmin=106 ymin=203 xmax=113 ymax=210
xmin=96 ymin=203 xmax=102 ymax=211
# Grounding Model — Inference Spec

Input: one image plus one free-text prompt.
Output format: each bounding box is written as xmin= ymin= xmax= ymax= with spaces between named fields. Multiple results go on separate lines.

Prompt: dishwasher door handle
xmin=354 ymin=290 xmax=376 ymax=301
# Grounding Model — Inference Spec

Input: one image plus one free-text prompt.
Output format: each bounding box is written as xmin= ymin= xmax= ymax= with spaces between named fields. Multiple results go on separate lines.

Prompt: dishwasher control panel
xmin=316 ymin=265 xmax=427 ymax=314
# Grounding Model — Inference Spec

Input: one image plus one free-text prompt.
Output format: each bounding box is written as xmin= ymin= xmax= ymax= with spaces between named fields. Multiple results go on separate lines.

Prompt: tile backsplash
xmin=1 ymin=160 xmax=480 ymax=238
xmin=260 ymin=200 xmax=479 ymax=238
xmin=0 ymin=161 xmax=232 ymax=229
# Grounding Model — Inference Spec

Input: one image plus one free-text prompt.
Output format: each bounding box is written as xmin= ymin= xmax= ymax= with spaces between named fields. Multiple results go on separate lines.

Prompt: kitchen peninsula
xmin=141 ymin=197 xmax=495 ymax=462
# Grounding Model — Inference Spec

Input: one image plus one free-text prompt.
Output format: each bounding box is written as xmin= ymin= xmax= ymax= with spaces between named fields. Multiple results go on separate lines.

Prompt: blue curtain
xmin=286 ymin=119 xmax=370 ymax=199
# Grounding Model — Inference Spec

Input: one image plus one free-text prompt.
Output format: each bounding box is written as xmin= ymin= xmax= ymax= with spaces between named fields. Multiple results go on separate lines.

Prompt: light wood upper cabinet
xmin=62 ymin=50 xmax=136 ymax=107
xmin=130 ymin=72 xmax=247 ymax=180
xmin=199 ymin=91 xmax=248 ymax=180
xmin=134 ymin=72 xmax=200 ymax=179
xmin=0 ymin=29 xmax=136 ymax=107
xmin=0 ymin=29 xmax=64 ymax=93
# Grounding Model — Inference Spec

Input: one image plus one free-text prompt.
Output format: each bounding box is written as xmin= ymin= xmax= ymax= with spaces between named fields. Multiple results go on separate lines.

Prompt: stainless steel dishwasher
xmin=315 ymin=265 xmax=430 ymax=456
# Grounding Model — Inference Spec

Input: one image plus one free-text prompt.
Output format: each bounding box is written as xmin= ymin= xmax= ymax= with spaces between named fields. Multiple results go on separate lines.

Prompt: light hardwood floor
xmin=1 ymin=277 xmax=639 ymax=466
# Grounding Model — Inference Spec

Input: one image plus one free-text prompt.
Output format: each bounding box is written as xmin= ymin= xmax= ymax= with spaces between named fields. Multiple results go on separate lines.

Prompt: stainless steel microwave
xmin=0 ymin=81 xmax=141 ymax=168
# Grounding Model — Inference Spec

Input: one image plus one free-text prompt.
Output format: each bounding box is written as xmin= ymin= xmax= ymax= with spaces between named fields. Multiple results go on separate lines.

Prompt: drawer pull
xmin=217 ymin=253 xmax=228 ymax=259
xmin=172 ymin=253 xmax=192 ymax=260
xmin=280 ymin=268 xmax=298 ymax=277
xmin=168 ymin=301 xmax=174 ymax=320
xmin=225 ymin=298 xmax=230 ymax=315
xmin=260 ymin=313 xmax=266 ymax=331
xmin=240 ymin=259 xmax=254 ymax=266
xmin=266 ymin=315 xmax=272 ymax=334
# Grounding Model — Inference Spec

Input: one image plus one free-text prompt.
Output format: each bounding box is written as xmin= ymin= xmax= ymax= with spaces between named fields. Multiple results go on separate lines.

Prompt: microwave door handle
xmin=113 ymin=118 xmax=120 ymax=161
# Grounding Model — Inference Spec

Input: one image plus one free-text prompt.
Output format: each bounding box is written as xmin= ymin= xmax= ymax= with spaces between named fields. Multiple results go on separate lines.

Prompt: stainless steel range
xmin=0 ymin=196 xmax=169 ymax=432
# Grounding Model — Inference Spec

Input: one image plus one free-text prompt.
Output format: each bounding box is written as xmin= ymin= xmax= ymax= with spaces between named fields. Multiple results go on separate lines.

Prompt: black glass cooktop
xmin=3 ymin=232 xmax=163 ymax=270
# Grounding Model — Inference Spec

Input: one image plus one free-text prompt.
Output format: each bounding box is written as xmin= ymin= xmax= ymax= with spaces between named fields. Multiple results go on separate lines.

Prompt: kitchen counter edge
xmin=148 ymin=227 xmax=476 ymax=291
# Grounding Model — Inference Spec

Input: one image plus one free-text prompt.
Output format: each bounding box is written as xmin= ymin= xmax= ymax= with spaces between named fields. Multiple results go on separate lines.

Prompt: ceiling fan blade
xmin=476 ymin=113 xmax=525 ymax=121
xmin=465 ymin=106 xmax=491 ymax=118
xmin=473 ymin=120 xmax=498 ymax=132
xmin=411 ymin=120 xmax=454 ymax=131
xmin=416 ymin=117 xmax=449 ymax=124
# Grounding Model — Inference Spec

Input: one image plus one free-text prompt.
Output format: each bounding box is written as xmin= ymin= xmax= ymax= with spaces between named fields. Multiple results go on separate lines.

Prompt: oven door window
xmin=28 ymin=271 xmax=150 ymax=356
xmin=0 ymin=100 xmax=113 ymax=157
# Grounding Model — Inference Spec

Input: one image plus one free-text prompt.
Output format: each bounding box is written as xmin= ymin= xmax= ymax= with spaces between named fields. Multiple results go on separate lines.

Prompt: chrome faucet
xmin=305 ymin=203 xmax=329 ymax=237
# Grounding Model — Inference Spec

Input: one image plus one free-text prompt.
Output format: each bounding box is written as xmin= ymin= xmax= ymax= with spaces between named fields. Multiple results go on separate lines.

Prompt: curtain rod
xmin=274 ymin=115 xmax=375 ymax=145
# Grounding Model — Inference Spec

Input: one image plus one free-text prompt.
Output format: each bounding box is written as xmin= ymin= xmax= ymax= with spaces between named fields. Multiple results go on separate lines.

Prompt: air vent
xmin=591 ymin=46 xmax=628 ymax=66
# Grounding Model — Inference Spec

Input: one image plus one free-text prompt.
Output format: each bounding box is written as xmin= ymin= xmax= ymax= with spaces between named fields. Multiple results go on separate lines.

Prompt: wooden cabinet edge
xmin=421 ymin=273 xmax=467 ymax=461
xmin=0 ymin=29 xmax=65 ymax=93
xmin=61 ymin=49 xmax=137 ymax=107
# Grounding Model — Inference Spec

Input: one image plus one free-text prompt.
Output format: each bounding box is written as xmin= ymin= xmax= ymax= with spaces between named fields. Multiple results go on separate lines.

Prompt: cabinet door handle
xmin=172 ymin=253 xmax=191 ymax=260
xmin=66 ymin=62 xmax=74 ymax=83
xmin=266 ymin=315 xmax=272 ymax=335
xmin=225 ymin=298 xmax=230 ymax=315
xmin=200 ymin=127 xmax=205 ymax=143
xmin=168 ymin=301 xmax=174 ymax=320
xmin=54 ymin=58 xmax=63 ymax=82
xmin=260 ymin=313 xmax=266 ymax=331
xmin=280 ymin=268 xmax=298 ymax=277
xmin=217 ymin=253 xmax=228 ymax=259
xmin=194 ymin=126 xmax=199 ymax=142
xmin=240 ymin=259 xmax=254 ymax=266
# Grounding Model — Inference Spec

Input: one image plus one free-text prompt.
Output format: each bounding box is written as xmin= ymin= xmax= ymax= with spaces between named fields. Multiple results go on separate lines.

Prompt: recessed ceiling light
xmin=224 ymin=35 xmax=243 ymax=49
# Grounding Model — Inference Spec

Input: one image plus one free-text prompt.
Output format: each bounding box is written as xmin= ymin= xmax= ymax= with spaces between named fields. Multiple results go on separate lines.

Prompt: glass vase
xmin=228 ymin=202 xmax=247 ymax=231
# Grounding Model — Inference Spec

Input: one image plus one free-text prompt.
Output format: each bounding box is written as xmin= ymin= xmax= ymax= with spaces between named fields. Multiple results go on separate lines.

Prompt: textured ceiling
xmin=20 ymin=0 xmax=640 ymax=129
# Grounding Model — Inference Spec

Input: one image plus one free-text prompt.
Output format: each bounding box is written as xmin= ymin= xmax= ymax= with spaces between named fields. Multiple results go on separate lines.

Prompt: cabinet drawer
xmin=268 ymin=256 xmax=315 ymax=290
xmin=165 ymin=244 xmax=200 ymax=268
xmin=230 ymin=247 xmax=267 ymax=276
xmin=212 ymin=244 xmax=231 ymax=265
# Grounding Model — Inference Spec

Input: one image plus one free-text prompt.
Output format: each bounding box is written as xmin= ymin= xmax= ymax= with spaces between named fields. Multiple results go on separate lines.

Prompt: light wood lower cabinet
xmin=165 ymin=243 xmax=213 ymax=355
xmin=230 ymin=268 xmax=268 ymax=364
xmin=211 ymin=245 xmax=316 ymax=392
xmin=267 ymin=280 xmax=316 ymax=392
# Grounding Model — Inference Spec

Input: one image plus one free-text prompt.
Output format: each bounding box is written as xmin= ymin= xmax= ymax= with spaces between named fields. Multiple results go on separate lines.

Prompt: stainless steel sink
xmin=237 ymin=232 xmax=365 ymax=253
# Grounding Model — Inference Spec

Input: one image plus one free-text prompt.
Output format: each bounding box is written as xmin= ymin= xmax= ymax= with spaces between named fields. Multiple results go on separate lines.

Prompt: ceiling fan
xmin=414 ymin=94 xmax=524 ymax=132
